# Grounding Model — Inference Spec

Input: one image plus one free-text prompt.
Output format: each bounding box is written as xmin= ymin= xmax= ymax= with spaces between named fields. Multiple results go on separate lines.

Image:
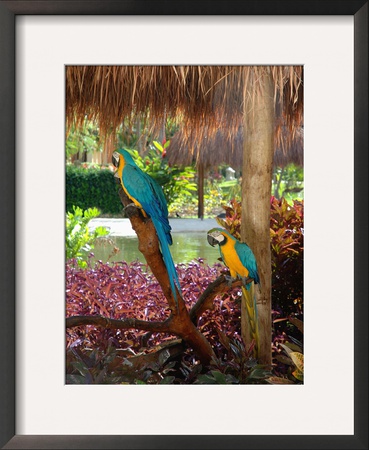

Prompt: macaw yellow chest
xmin=221 ymin=241 xmax=250 ymax=279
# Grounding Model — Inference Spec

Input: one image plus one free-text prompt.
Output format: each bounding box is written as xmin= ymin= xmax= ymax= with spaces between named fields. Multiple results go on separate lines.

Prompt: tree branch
xmin=118 ymin=187 xmax=181 ymax=313
xmin=66 ymin=314 xmax=170 ymax=333
xmin=189 ymin=275 xmax=252 ymax=324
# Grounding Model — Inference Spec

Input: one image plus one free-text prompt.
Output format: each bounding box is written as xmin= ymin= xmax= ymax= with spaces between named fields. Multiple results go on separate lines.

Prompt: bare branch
xmin=66 ymin=314 xmax=170 ymax=333
xmin=189 ymin=275 xmax=253 ymax=324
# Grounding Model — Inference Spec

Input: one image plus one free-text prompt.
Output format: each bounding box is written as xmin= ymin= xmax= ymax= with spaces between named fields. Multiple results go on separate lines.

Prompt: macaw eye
xmin=112 ymin=152 xmax=120 ymax=168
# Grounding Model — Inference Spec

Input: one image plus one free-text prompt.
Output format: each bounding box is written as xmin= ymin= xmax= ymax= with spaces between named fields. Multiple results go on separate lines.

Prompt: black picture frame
xmin=0 ymin=1 xmax=367 ymax=449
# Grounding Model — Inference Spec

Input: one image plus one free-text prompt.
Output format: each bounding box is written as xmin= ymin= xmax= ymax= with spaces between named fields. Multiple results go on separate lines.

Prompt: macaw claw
xmin=224 ymin=274 xmax=235 ymax=287
xmin=124 ymin=203 xmax=142 ymax=216
xmin=241 ymin=276 xmax=249 ymax=286
xmin=241 ymin=276 xmax=254 ymax=288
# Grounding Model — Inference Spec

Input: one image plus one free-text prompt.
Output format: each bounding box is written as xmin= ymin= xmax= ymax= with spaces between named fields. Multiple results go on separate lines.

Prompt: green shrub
xmin=66 ymin=165 xmax=122 ymax=214
xmin=168 ymin=177 xmax=225 ymax=218
xmin=66 ymin=206 xmax=109 ymax=268
xmin=66 ymin=122 xmax=103 ymax=159
xmin=133 ymin=141 xmax=197 ymax=205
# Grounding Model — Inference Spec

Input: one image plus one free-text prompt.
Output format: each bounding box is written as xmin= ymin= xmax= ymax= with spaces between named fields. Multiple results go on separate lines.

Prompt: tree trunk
xmin=135 ymin=115 xmax=145 ymax=154
xmin=197 ymin=162 xmax=205 ymax=219
xmin=241 ymin=68 xmax=274 ymax=366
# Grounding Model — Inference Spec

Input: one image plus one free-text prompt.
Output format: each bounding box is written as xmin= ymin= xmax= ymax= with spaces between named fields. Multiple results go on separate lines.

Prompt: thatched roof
xmin=66 ymin=65 xmax=303 ymax=164
xmin=168 ymin=125 xmax=303 ymax=168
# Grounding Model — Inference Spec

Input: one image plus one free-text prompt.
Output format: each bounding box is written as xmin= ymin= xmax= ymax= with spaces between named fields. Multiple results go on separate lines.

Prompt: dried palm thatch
xmin=273 ymin=126 xmax=304 ymax=167
xmin=168 ymin=125 xmax=303 ymax=168
xmin=66 ymin=65 xmax=303 ymax=164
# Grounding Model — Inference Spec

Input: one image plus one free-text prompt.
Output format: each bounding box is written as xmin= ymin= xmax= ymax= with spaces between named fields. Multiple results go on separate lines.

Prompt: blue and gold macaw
xmin=112 ymin=149 xmax=181 ymax=305
xmin=207 ymin=228 xmax=260 ymax=357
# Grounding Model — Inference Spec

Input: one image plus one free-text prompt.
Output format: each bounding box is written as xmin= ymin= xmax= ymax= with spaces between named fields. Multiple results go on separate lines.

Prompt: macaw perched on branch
xmin=112 ymin=149 xmax=182 ymax=306
xmin=207 ymin=228 xmax=260 ymax=358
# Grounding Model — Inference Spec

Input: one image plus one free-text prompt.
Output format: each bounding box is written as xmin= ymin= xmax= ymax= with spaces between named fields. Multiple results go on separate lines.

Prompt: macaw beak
xmin=112 ymin=152 xmax=121 ymax=184
xmin=207 ymin=234 xmax=218 ymax=247
xmin=112 ymin=151 xmax=120 ymax=168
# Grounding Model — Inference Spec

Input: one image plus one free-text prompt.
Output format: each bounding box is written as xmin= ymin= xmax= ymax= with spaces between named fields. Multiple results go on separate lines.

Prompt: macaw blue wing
xmin=235 ymin=239 xmax=260 ymax=358
xmin=234 ymin=240 xmax=260 ymax=286
xmin=122 ymin=164 xmax=172 ymax=245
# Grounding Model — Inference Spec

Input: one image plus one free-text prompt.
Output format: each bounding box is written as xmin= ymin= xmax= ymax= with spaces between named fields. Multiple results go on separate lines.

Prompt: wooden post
xmin=197 ymin=162 xmax=205 ymax=220
xmin=241 ymin=68 xmax=274 ymax=366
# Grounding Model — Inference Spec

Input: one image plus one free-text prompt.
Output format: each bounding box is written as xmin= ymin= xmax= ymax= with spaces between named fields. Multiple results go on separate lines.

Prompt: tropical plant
xmin=66 ymin=121 xmax=103 ymax=159
xmin=145 ymin=140 xmax=197 ymax=204
xmin=194 ymin=338 xmax=272 ymax=385
xmin=272 ymin=164 xmax=304 ymax=201
xmin=66 ymin=206 xmax=109 ymax=268
xmin=168 ymin=177 xmax=224 ymax=218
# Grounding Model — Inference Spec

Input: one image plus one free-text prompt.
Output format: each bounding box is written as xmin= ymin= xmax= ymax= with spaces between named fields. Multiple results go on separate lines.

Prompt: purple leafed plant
xmin=66 ymin=256 xmax=301 ymax=384
xmin=66 ymin=258 xmax=243 ymax=354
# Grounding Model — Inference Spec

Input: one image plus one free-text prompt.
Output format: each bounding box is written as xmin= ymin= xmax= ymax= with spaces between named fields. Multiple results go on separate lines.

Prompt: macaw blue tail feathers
xmin=241 ymin=282 xmax=259 ymax=359
xmin=152 ymin=218 xmax=182 ymax=306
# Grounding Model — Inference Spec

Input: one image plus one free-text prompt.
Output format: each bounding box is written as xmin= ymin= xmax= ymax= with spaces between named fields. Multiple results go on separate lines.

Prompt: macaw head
xmin=112 ymin=151 xmax=120 ymax=168
xmin=112 ymin=149 xmax=136 ymax=169
xmin=207 ymin=228 xmax=231 ymax=247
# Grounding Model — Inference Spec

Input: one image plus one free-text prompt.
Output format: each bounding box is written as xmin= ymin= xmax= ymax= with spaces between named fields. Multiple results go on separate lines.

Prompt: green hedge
xmin=66 ymin=165 xmax=123 ymax=214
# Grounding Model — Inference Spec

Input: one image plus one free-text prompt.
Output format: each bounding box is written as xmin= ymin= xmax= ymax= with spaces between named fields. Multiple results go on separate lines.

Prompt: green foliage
xmin=66 ymin=206 xmax=109 ymax=268
xmin=194 ymin=338 xmax=271 ymax=385
xmin=204 ymin=179 xmax=225 ymax=213
xmin=66 ymin=343 xmax=177 ymax=385
xmin=66 ymin=345 xmax=118 ymax=384
xmin=66 ymin=121 xmax=103 ymax=159
xmin=66 ymin=165 xmax=123 ymax=214
xmin=168 ymin=177 xmax=225 ymax=218
xmin=142 ymin=141 xmax=197 ymax=205
xmin=272 ymin=164 xmax=304 ymax=201
xmin=219 ymin=179 xmax=242 ymax=202
xmin=66 ymin=336 xmax=272 ymax=385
